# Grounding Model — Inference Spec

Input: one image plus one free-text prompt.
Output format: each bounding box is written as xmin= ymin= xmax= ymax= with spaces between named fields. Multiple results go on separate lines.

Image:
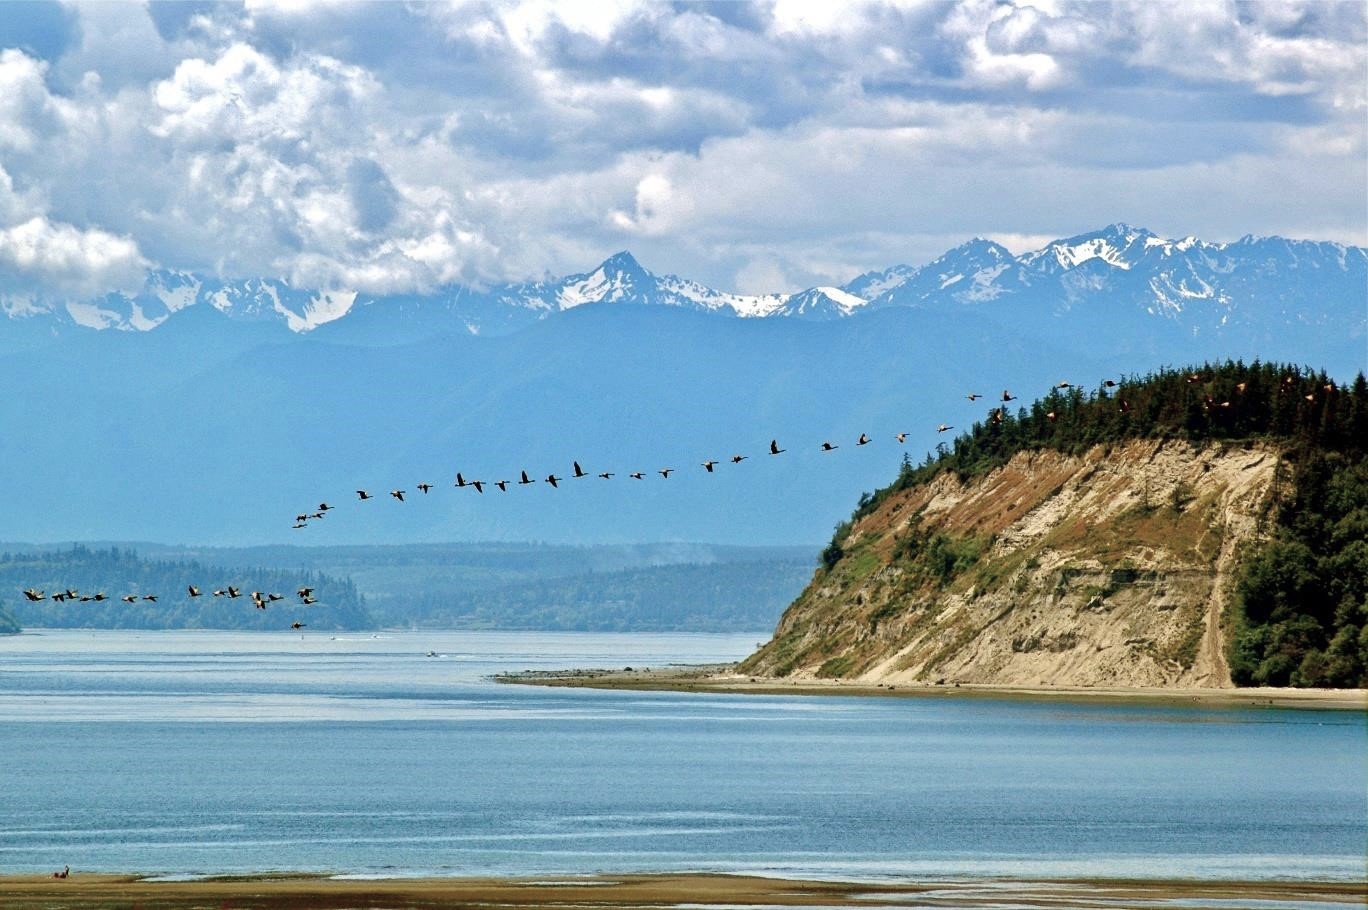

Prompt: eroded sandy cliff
xmin=741 ymin=439 xmax=1281 ymax=688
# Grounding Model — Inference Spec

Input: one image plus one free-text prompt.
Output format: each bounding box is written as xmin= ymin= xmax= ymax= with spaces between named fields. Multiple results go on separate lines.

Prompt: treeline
xmin=831 ymin=361 xmax=1368 ymax=688
xmin=0 ymin=545 xmax=374 ymax=630
xmin=367 ymin=558 xmax=814 ymax=631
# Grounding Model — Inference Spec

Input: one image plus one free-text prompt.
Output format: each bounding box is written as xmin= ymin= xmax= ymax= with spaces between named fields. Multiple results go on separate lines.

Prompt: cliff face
xmin=741 ymin=439 xmax=1281 ymax=688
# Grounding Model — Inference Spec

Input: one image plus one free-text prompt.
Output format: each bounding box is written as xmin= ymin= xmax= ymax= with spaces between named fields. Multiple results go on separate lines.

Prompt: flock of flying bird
xmin=290 ymin=371 xmax=1333 ymax=532
xmin=21 ymin=371 xmax=1332 ymax=625
xmin=288 ymin=383 xmax=1113 ymax=530
xmin=21 ymin=584 xmax=319 ymax=630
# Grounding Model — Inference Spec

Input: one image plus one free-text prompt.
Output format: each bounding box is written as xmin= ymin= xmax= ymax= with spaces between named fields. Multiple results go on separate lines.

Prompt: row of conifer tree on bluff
xmin=844 ymin=360 xmax=1368 ymax=688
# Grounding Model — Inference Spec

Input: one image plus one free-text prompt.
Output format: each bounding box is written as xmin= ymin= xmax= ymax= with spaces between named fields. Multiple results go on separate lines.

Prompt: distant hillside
xmin=370 ymin=557 xmax=814 ymax=632
xmin=1 ymin=545 xmax=373 ymax=630
xmin=0 ymin=605 xmax=18 ymax=634
xmin=0 ymin=542 xmax=814 ymax=633
xmin=742 ymin=362 xmax=1367 ymax=688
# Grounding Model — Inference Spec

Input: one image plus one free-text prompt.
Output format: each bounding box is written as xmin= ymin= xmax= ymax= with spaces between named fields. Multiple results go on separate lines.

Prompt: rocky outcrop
xmin=741 ymin=439 xmax=1281 ymax=688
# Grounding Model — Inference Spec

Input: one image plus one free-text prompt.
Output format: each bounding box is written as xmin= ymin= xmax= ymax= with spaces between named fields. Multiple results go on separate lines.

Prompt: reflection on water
xmin=0 ymin=630 xmax=1363 ymax=881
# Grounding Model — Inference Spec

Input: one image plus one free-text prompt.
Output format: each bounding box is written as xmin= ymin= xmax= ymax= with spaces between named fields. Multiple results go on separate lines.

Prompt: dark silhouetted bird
xmin=417 ymin=483 xmax=432 ymax=494
xmin=357 ymin=490 xmax=373 ymax=500
xmin=1057 ymin=381 xmax=1072 ymax=389
xmin=966 ymin=393 xmax=982 ymax=401
xmin=143 ymin=595 xmax=157 ymax=603
xmin=821 ymin=441 xmax=838 ymax=451
xmin=291 ymin=621 xmax=306 ymax=630
xmin=702 ymin=461 xmax=717 ymax=472
xmin=573 ymin=462 xmax=588 ymax=478
xmin=22 ymin=589 xmax=45 ymax=602
xmin=769 ymin=439 xmax=784 ymax=455
xmin=495 ymin=480 xmax=509 ymax=491
xmin=298 ymin=586 xmax=314 ymax=599
xmin=471 ymin=480 xmax=484 ymax=493
xmin=267 ymin=593 xmax=283 ymax=602
xmin=455 ymin=473 xmax=469 ymax=488
xmin=318 ymin=503 xmax=333 ymax=512
xmin=227 ymin=586 xmax=241 ymax=598
xmin=121 ymin=595 xmax=137 ymax=604
xmin=519 ymin=471 xmax=534 ymax=485
xmin=598 ymin=472 xmax=613 ymax=479
xmin=895 ymin=433 xmax=907 ymax=443
xmin=937 ymin=424 xmax=953 ymax=433
xmin=1001 ymin=390 xmax=1016 ymax=402
xmin=546 ymin=474 xmax=561 ymax=488
xmin=659 ymin=468 xmax=673 ymax=478
xmin=1102 ymin=379 xmax=1118 ymax=388
xmin=857 ymin=433 xmax=870 ymax=446
xmin=390 ymin=490 xmax=405 ymax=502
xmin=731 ymin=454 xmax=747 ymax=463
xmin=630 ymin=472 xmax=645 ymax=480
xmin=302 ymin=595 xmax=317 ymax=605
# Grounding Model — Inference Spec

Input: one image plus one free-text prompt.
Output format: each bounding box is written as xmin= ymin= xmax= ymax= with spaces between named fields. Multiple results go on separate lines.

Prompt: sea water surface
xmin=0 ymin=629 xmax=1363 ymax=881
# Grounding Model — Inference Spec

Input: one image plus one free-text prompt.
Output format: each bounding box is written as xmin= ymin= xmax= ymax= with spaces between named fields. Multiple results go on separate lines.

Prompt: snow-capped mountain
xmin=1 ymin=225 xmax=1363 ymax=353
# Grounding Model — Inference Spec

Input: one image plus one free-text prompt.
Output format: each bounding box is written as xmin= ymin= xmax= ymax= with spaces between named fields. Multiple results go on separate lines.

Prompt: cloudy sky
xmin=0 ymin=0 xmax=1363 ymax=299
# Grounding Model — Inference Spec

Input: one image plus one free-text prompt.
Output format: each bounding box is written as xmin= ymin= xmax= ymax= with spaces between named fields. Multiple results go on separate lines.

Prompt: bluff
xmin=741 ymin=363 xmax=1367 ymax=689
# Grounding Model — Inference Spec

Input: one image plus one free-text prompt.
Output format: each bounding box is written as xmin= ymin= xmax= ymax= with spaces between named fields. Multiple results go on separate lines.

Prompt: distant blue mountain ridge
xmin=0 ymin=224 xmax=1361 ymax=548
xmin=2 ymin=224 xmax=1363 ymax=354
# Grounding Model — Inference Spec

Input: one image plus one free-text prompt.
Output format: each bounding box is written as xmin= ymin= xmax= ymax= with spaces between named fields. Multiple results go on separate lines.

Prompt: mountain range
xmin=3 ymin=224 xmax=1363 ymax=355
xmin=0 ymin=224 xmax=1361 ymax=548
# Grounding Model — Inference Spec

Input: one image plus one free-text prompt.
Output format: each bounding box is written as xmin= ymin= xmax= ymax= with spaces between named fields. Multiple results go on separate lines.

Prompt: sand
xmin=496 ymin=664 xmax=1368 ymax=711
xmin=0 ymin=872 xmax=1362 ymax=909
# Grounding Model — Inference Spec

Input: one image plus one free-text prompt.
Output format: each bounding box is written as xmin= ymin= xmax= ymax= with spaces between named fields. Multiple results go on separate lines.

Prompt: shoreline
xmin=0 ymin=872 xmax=1362 ymax=910
xmin=496 ymin=664 xmax=1368 ymax=711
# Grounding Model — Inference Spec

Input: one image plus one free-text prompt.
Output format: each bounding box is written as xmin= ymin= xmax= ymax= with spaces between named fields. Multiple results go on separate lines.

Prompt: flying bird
xmin=23 ymin=588 xmax=45 ymax=602
xmin=821 ymin=441 xmax=838 ymax=451
xmin=390 ymin=490 xmax=405 ymax=502
xmin=1056 ymin=381 xmax=1072 ymax=389
xmin=966 ymin=393 xmax=982 ymax=401
xmin=53 ymin=592 xmax=68 ymax=602
xmin=455 ymin=473 xmax=469 ymax=488
xmin=292 ymin=522 xmax=307 ymax=530
xmin=659 ymin=468 xmax=674 ymax=478
xmin=573 ymin=462 xmax=588 ymax=478
xmin=357 ymin=490 xmax=373 ymax=500
xmin=702 ymin=460 xmax=717 ymax=472
xmin=937 ymin=424 xmax=953 ymax=433
xmin=1102 ymin=379 xmax=1118 ymax=388
xmin=495 ymin=480 xmax=509 ymax=491
xmin=417 ymin=483 xmax=432 ymax=494
xmin=895 ymin=433 xmax=907 ymax=443
xmin=213 ymin=589 xmax=227 ymax=597
xmin=1001 ymin=390 xmax=1016 ymax=402
xmin=598 ymin=472 xmax=613 ymax=479
xmin=291 ymin=621 xmax=307 ymax=630
xmin=518 ymin=471 xmax=534 ymax=486
xmin=546 ymin=474 xmax=561 ymax=488
xmin=471 ymin=480 xmax=484 ymax=493
xmin=731 ymin=454 xmax=747 ymax=463
xmin=227 ymin=586 xmax=242 ymax=598
xmin=142 ymin=595 xmax=157 ymax=603
xmin=630 ymin=472 xmax=645 ymax=480
xmin=318 ymin=503 xmax=333 ymax=512
xmin=121 ymin=595 xmax=137 ymax=604
xmin=298 ymin=586 xmax=314 ymax=599
xmin=301 ymin=595 xmax=318 ymax=605
xmin=857 ymin=433 xmax=870 ymax=446
xmin=769 ymin=439 xmax=784 ymax=455
xmin=267 ymin=593 xmax=283 ymax=602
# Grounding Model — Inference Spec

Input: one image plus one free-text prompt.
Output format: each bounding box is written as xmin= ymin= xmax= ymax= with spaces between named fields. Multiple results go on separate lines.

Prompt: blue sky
xmin=0 ymin=0 xmax=1363 ymax=300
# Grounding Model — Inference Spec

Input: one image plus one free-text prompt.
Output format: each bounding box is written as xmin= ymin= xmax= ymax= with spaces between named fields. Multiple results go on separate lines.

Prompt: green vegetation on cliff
xmin=816 ymin=361 xmax=1367 ymax=688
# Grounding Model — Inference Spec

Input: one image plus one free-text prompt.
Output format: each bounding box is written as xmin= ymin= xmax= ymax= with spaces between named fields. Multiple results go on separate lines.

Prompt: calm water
xmin=0 ymin=629 xmax=1363 ymax=881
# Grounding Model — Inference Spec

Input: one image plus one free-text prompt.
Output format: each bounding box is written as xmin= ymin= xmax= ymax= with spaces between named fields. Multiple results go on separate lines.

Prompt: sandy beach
xmin=496 ymin=664 xmax=1368 ymax=711
xmin=0 ymin=872 xmax=1363 ymax=909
